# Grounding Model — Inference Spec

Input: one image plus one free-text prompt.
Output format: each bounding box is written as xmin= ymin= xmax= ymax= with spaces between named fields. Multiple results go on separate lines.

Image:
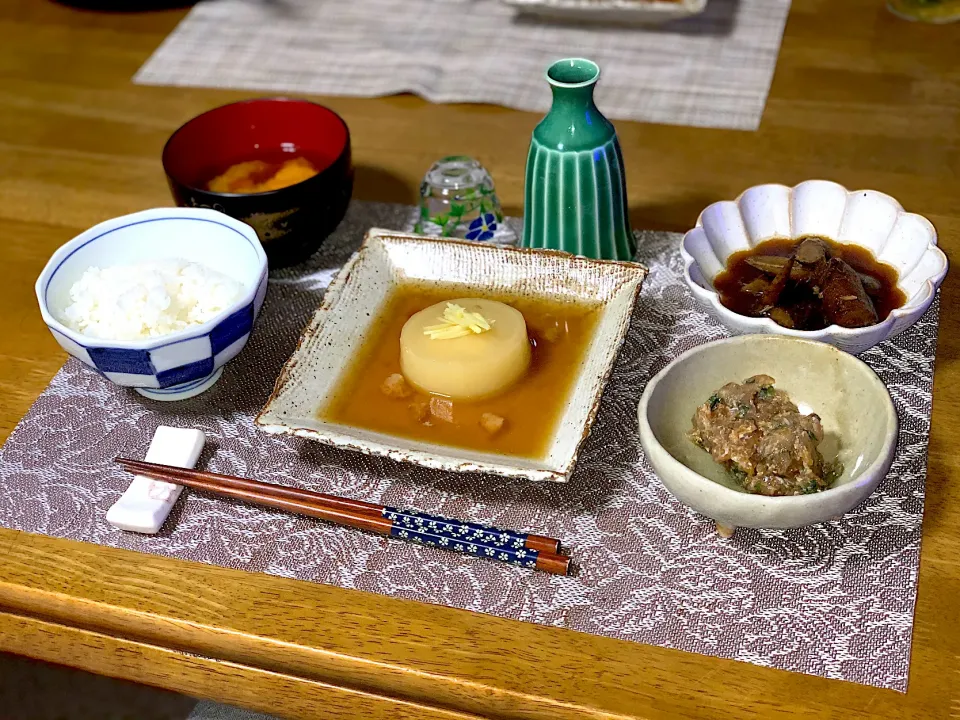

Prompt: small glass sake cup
xmin=413 ymin=156 xmax=517 ymax=245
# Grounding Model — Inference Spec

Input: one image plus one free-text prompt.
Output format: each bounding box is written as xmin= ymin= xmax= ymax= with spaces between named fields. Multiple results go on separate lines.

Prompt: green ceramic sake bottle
xmin=522 ymin=58 xmax=635 ymax=261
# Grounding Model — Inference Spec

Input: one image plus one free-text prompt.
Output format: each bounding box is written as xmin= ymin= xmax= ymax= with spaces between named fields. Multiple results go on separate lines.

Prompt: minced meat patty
xmin=688 ymin=375 xmax=841 ymax=496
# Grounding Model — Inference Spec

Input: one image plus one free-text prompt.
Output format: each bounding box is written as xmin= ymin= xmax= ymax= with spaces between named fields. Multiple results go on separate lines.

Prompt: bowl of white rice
xmin=36 ymin=207 xmax=268 ymax=401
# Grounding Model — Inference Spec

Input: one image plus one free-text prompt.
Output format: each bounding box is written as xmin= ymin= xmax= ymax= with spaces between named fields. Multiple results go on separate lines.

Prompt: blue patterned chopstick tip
xmin=382 ymin=507 xmax=539 ymax=569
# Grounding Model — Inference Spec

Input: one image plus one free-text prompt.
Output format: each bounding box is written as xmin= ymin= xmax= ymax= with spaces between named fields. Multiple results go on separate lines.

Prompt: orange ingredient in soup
xmin=321 ymin=284 xmax=601 ymax=460
xmin=207 ymin=156 xmax=319 ymax=193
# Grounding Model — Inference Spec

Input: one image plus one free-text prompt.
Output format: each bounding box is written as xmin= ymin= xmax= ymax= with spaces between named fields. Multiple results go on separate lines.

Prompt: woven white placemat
xmin=134 ymin=0 xmax=792 ymax=131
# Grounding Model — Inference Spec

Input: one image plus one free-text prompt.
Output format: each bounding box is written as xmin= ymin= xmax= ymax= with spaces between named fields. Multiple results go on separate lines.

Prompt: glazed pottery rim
xmin=161 ymin=96 xmax=352 ymax=200
xmin=546 ymin=58 xmax=601 ymax=88
xmin=886 ymin=0 xmax=960 ymax=23
xmin=637 ymin=334 xmax=899 ymax=504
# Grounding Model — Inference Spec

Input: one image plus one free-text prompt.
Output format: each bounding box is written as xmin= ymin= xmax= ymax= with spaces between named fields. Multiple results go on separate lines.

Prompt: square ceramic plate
xmin=501 ymin=0 xmax=706 ymax=25
xmin=256 ymin=229 xmax=647 ymax=482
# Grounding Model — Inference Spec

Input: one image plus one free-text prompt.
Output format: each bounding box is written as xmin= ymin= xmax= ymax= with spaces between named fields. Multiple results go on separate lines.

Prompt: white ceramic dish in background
xmin=35 ymin=208 xmax=268 ymax=401
xmin=681 ymin=180 xmax=948 ymax=355
xmin=257 ymin=229 xmax=647 ymax=482
xmin=637 ymin=335 xmax=898 ymax=536
xmin=501 ymin=0 xmax=706 ymax=25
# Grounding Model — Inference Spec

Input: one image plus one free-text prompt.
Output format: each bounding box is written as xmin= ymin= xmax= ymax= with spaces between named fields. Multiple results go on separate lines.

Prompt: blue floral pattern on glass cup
xmin=465 ymin=213 xmax=497 ymax=242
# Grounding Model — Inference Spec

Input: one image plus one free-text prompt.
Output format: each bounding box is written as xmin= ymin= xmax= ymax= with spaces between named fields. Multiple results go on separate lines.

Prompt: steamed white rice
xmin=61 ymin=259 xmax=242 ymax=341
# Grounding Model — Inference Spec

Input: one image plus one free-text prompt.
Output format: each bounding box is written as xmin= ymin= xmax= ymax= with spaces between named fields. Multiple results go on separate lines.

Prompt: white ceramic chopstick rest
xmin=106 ymin=425 xmax=205 ymax=534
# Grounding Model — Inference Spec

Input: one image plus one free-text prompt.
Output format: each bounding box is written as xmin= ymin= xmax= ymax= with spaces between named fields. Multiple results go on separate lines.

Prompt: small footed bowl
xmin=681 ymin=180 xmax=948 ymax=354
xmin=35 ymin=208 xmax=268 ymax=401
xmin=637 ymin=335 xmax=898 ymax=535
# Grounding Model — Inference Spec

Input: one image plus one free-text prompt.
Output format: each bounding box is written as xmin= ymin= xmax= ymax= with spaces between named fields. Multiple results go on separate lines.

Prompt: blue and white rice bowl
xmin=36 ymin=208 xmax=268 ymax=401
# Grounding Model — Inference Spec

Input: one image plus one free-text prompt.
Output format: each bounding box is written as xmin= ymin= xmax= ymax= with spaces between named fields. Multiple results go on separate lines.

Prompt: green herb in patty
xmin=801 ymin=479 xmax=822 ymax=495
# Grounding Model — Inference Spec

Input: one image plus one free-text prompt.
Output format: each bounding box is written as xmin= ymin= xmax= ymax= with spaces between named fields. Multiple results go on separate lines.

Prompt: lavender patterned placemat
xmin=0 ymin=201 xmax=937 ymax=691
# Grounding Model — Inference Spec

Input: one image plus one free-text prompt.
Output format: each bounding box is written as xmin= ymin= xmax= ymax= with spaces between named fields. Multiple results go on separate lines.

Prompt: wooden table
xmin=1 ymin=1 xmax=958 ymax=717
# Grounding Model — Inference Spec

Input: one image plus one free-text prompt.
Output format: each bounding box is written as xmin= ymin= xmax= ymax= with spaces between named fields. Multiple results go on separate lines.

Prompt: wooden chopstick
xmin=117 ymin=457 xmax=560 ymax=555
xmin=116 ymin=457 xmax=570 ymax=576
xmin=116 ymin=457 xmax=561 ymax=556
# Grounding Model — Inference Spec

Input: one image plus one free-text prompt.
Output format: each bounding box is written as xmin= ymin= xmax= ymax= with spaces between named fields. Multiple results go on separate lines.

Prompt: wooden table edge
xmin=0 ymin=526 xmax=933 ymax=720
xmin=0 ymin=610 xmax=483 ymax=720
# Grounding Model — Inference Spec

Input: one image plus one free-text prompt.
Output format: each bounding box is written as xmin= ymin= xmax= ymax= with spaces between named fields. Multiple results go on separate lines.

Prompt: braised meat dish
xmin=713 ymin=236 xmax=906 ymax=331
xmin=688 ymin=375 xmax=842 ymax=496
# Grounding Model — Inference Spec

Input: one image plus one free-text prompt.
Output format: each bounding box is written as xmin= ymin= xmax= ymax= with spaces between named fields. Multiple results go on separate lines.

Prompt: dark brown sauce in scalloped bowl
xmin=713 ymin=236 xmax=907 ymax=331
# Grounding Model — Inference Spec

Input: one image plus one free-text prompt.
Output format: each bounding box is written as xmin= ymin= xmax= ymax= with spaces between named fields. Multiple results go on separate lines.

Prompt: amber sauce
xmin=713 ymin=236 xmax=907 ymax=327
xmin=321 ymin=284 xmax=602 ymax=459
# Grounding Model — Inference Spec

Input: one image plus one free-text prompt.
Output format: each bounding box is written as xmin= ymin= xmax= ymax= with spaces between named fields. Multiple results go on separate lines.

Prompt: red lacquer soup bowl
xmin=162 ymin=97 xmax=353 ymax=268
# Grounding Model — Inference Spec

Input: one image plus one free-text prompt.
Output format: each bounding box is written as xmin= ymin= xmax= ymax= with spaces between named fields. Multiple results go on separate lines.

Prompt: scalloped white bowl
xmin=681 ymin=180 xmax=948 ymax=354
